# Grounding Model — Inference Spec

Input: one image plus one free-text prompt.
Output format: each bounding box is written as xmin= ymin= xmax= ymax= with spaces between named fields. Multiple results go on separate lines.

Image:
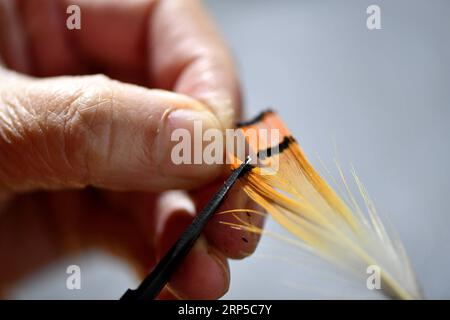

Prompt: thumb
xmin=0 ymin=71 xmax=222 ymax=194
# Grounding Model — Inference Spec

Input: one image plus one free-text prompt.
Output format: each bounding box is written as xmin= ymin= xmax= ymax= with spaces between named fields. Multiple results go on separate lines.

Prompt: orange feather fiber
xmin=227 ymin=110 xmax=423 ymax=299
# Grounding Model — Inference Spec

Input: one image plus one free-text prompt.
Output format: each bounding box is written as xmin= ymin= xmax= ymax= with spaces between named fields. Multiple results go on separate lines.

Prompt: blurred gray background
xmin=10 ymin=0 xmax=450 ymax=299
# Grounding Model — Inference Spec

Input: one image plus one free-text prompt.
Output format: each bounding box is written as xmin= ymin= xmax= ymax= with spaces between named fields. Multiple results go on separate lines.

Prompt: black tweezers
xmin=120 ymin=156 xmax=252 ymax=300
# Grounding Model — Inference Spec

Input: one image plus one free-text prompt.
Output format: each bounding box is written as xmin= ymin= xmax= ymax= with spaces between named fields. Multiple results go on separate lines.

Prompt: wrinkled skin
xmin=0 ymin=0 xmax=264 ymax=299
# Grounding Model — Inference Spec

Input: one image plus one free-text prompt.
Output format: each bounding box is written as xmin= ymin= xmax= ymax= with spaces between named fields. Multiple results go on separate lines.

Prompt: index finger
xmin=148 ymin=0 xmax=241 ymax=129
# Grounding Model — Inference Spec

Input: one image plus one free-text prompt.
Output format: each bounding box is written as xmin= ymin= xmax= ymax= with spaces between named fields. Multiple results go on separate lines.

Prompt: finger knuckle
xmin=64 ymin=74 xmax=118 ymax=182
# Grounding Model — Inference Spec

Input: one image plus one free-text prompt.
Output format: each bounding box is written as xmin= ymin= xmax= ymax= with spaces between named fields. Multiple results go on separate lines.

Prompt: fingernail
xmin=207 ymin=248 xmax=230 ymax=290
xmin=168 ymin=237 xmax=230 ymax=299
xmin=157 ymin=108 xmax=222 ymax=179
xmin=165 ymin=284 xmax=185 ymax=300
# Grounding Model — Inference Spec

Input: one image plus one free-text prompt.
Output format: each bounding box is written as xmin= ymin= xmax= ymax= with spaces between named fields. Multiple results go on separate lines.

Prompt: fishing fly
xmin=225 ymin=110 xmax=422 ymax=300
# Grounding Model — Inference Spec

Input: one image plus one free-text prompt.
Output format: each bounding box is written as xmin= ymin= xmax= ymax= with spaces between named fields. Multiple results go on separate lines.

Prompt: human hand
xmin=0 ymin=0 xmax=264 ymax=299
